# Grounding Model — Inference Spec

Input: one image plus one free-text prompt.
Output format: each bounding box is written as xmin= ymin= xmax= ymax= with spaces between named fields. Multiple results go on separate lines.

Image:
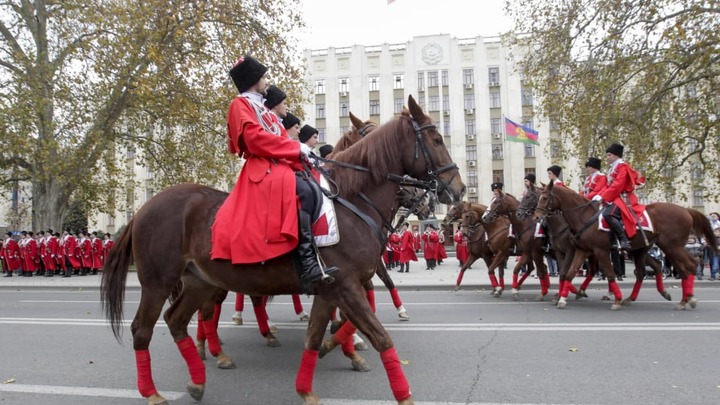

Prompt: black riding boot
xmin=295 ymin=210 xmax=338 ymax=295
xmin=607 ymin=216 xmax=631 ymax=250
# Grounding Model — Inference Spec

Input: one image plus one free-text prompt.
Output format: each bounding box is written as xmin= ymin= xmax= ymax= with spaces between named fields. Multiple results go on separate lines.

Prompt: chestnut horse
xmin=483 ymin=190 xmax=550 ymax=300
xmin=534 ymin=181 xmax=716 ymax=310
xmin=100 ymin=95 xmax=465 ymax=405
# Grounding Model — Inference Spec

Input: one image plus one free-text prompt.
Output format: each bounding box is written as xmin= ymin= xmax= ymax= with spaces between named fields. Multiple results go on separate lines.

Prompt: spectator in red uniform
xmin=102 ymin=233 xmax=114 ymax=267
xmin=90 ymin=231 xmax=103 ymax=275
xmin=454 ymin=228 xmax=468 ymax=267
xmin=3 ymin=232 xmax=22 ymax=277
xmin=78 ymin=231 xmax=92 ymax=276
xmin=397 ymin=223 xmax=418 ymax=273
xmin=421 ymin=224 xmax=439 ymax=270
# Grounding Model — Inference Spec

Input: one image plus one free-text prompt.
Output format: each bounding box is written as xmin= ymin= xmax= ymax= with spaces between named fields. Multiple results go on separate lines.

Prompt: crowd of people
xmin=1 ymin=229 xmax=114 ymax=277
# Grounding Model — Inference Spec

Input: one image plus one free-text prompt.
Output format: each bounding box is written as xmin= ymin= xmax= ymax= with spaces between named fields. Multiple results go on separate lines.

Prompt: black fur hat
xmin=299 ymin=125 xmax=318 ymax=143
xmin=319 ymin=144 xmax=334 ymax=158
xmin=229 ymin=55 xmax=267 ymax=94
xmin=491 ymin=182 xmax=503 ymax=191
xmin=264 ymin=85 xmax=287 ymax=109
xmin=282 ymin=112 xmax=300 ymax=130
xmin=606 ymin=143 xmax=624 ymax=158
xmin=524 ymin=173 xmax=536 ymax=184
xmin=547 ymin=165 xmax=562 ymax=176
xmin=585 ymin=157 xmax=602 ymax=170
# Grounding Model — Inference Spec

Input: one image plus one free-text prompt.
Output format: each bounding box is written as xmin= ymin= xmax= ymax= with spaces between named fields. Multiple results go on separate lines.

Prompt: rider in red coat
xmin=453 ymin=229 xmax=468 ymax=266
xmin=593 ymin=143 xmax=644 ymax=250
xmin=580 ymin=157 xmax=607 ymax=199
xmin=210 ymin=55 xmax=337 ymax=294
xmin=397 ymin=223 xmax=418 ymax=272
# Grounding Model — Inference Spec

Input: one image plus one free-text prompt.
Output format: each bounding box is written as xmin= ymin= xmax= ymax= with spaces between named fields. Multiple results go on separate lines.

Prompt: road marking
xmin=322 ymin=400 xmax=597 ymax=405
xmin=0 ymin=383 xmax=185 ymax=400
xmin=19 ymin=299 xmax=720 ymax=305
xmin=1 ymin=317 xmax=719 ymax=331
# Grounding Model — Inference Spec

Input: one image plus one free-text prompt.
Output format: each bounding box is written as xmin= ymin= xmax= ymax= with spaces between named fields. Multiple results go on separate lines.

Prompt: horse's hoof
xmin=269 ymin=324 xmax=279 ymax=334
xmin=232 ymin=315 xmax=243 ymax=325
xmin=266 ymin=336 xmax=282 ymax=347
xmin=660 ymin=291 xmax=672 ymax=301
xmin=299 ymin=313 xmax=310 ymax=322
xmin=354 ymin=341 xmax=369 ymax=351
xmin=398 ymin=397 xmax=415 ymax=405
xmin=196 ymin=342 xmax=206 ymax=361
xmin=557 ymin=297 xmax=567 ymax=309
xmin=675 ymin=302 xmax=687 ymax=310
xmin=398 ymin=311 xmax=410 ymax=321
xmin=601 ymin=295 xmax=611 ymax=301
xmin=299 ymin=392 xmax=321 ymax=405
xmin=610 ymin=303 xmax=622 ymax=311
xmin=512 ymin=293 xmax=519 ymax=301
xmin=575 ymin=289 xmax=588 ymax=300
xmin=330 ymin=320 xmax=342 ymax=334
xmin=688 ymin=296 xmax=698 ymax=309
xmin=351 ymin=358 xmax=372 ymax=372
xmin=216 ymin=353 xmax=237 ymax=369
xmin=534 ymin=294 xmax=545 ymax=302
xmin=186 ymin=382 xmax=205 ymax=401
xmin=493 ymin=288 xmax=503 ymax=297
xmin=147 ymin=393 xmax=169 ymax=405
xmin=318 ymin=339 xmax=335 ymax=358
xmin=621 ymin=298 xmax=633 ymax=305
xmin=453 ymin=285 xmax=461 ymax=292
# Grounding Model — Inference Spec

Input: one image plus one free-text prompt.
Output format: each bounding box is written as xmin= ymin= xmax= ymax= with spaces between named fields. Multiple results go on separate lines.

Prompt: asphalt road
xmin=1 ymin=286 xmax=719 ymax=405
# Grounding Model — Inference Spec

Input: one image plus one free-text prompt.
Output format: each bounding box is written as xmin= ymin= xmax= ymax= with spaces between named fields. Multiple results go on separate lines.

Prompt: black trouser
xmin=601 ymin=203 xmax=622 ymax=223
xmin=295 ymin=174 xmax=316 ymax=217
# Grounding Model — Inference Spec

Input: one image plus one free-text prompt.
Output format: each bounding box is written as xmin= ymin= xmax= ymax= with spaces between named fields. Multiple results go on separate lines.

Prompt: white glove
xmin=591 ymin=195 xmax=603 ymax=202
xmin=299 ymin=143 xmax=312 ymax=157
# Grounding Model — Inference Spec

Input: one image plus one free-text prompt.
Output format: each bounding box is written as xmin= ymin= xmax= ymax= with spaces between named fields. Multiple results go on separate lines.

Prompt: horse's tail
xmin=688 ymin=208 xmax=718 ymax=253
xmin=100 ymin=218 xmax=135 ymax=343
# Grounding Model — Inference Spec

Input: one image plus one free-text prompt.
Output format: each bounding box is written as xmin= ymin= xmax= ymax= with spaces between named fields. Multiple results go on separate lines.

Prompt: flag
xmin=388 ymin=0 xmax=397 ymax=4
xmin=504 ymin=117 xmax=539 ymax=145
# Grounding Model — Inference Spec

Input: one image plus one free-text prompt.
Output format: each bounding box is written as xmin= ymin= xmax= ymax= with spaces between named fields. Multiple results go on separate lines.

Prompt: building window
xmin=468 ymin=196 xmax=479 ymax=203
xmin=429 ymin=95 xmax=440 ymax=111
xmin=467 ymin=170 xmax=478 ymax=187
xmin=489 ymin=91 xmax=501 ymax=108
xmin=145 ymin=166 xmax=153 ymax=179
xmin=464 ymin=94 xmax=475 ymax=110
xmin=442 ymin=95 xmax=449 ymax=111
xmin=463 ymin=69 xmax=474 ymax=86
xmin=522 ymin=116 xmax=534 ymax=129
xmin=394 ymin=97 xmax=403 ymax=114
xmin=315 ymin=79 xmax=325 ymax=95
xmin=339 ymin=102 xmax=349 ymax=117
xmin=524 ymin=168 xmax=536 ymax=177
xmin=465 ymin=119 xmax=476 ymax=135
xmin=107 ymin=214 xmax=115 ymax=226
xmin=549 ymin=117 xmax=560 ymax=131
xmin=393 ymin=74 xmax=404 ymax=89
xmin=441 ymin=70 xmax=448 ymax=86
xmin=692 ymin=190 xmax=704 ymax=207
xmin=524 ymin=144 xmax=535 ymax=157
xmin=443 ymin=120 xmax=450 ymax=136
xmin=488 ymin=67 xmax=500 ymax=84
xmin=492 ymin=169 xmax=504 ymax=183
xmin=368 ymin=75 xmax=379 ymax=91
xmin=427 ymin=71 xmax=438 ymax=87
xmin=490 ymin=118 xmax=501 ymax=135
xmin=466 ymin=145 xmax=477 ymax=161
xmin=369 ymin=100 xmax=380 ymax=115
xmin=339 ymin=78 xmax=349 ymax=93
xmin=417 ymin=72 xmax=425 ymax=90
xmin=492 ymin=144 xmax=504 ymax=160
xmin=318 ymin=128 xmax=326 ymax=143
xmin=316 ymin=103 xmax=326 ymax=119
xmin=521 ymin=89 xmax=533 ymax=106
xmin=340 ymin=126 xmax=350 ymax=135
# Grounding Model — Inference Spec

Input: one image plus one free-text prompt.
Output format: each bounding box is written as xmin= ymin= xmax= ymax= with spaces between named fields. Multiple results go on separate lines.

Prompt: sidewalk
xmin=0 ymin=258 xmax=705 ymax=291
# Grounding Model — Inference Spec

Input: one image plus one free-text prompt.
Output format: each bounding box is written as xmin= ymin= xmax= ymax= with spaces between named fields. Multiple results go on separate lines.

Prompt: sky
xmin=295 ymin=0 xmax=514 ymax=50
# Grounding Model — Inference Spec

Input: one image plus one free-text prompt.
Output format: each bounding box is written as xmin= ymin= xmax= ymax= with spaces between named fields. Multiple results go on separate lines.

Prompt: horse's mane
xmin=332 ymin=128 xmax=364 ymax=155
xmin=551 ymin=182 xmax=588 ymax=204
xmin=330 ymin=117 xmax=408 ymax=198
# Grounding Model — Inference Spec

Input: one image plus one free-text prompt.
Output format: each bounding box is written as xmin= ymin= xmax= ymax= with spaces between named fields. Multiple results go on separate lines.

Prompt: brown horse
xmin=458 ymin=202 xmax=514 ymax=295
xmin=100 ymin=95 xmax=465 ymax=405
xmin=483 ymin=190 xmax=550 ymax=300
xmin=534 ymin=180 xmax=716 ymax=310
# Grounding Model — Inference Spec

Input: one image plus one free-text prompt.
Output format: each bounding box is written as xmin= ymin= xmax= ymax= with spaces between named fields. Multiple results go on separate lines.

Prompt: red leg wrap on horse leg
xmin=389 ymin=288 xmax=403 ymax=308
xmin=654 ymin=272 xmax=666 ymax=292
xmin=681 ymin=276 xmax=694 ymax=299
xmin=333 ymin=321 xmax=357 ymax=345
xmin=567 ymin=282 xmax=578 ymax=294
xmin=541 ymin=274 xmax=550 ymax=294
xmin=488 ymin=274 xmax=498 ymax=288
xmin=629 ymin=281 xmax=642 ymax=301
xmin=609 ymin=281 xmax=622 ymax=300
xmin=252 ymin=302 xmax=271 ymax=337
xmin=135 ymin=349 xmax=158 ymax=398
xmin=380 ymin=348 xmax=411 ymax=401
xmin=366 ymin=289 xmax=377 ymax=313
xmin=200 ymin=320 xmax=222 ymax=357
xmin=456 ymin=271 xmax=465 ymax=286
xmin=212 ymin=303 xmax=221 ymax=327
xmin=196 ymin=310 xmax=206 ymax=341
xmin=560 ymin=280 xmax=571 ymax=298
xmin=579 ymin=274 xmax=593 ymax=290
xmin=499 ymin=276 xmax=505 ymax=289
xmin=512 ymin=273 xmax=519 ymax=289
xmin=341 ymin=335 xmax=356 ymax=356
xmin=234 ymin=293 xmax=244 ymax=312
xmin=295 ymin=349 xmax=319 ymax=394
xmin=292 ymin=294 xmax=304 ymax=315
xmin=177 ymin=337 xmax=207 ymax=385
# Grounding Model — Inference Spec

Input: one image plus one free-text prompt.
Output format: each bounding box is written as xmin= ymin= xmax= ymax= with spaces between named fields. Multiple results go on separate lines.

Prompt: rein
xmin=537 ymin=188 xmax=600 ymax=243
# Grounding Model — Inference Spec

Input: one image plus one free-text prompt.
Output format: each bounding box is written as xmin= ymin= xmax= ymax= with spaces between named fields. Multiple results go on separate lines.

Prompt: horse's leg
xmin=131 ymin=288 xmax=173 ymax=405
xmin=510 ymin=256 xmax=526 ymax=301
xmin=664 ymin=246 xmax=699 ymax=309
xmin=296 ymin=296 xmax=337 ymax=405
xmin=595 ymin=250 xmax=623 ymax=310
xmin=557 ymin=251 xmax=589 ymax=309
xmin=533 ymin=250 xmax=550 ymax=301
xmin=623 ymin=250 xmax=656 ymax=305
xmin=232 ymin=293 xmax=244 ymax=325
xmin=646 ymin=254 xmax=671 ymax=301
xmin=251 ymin=296 xmax=280 ymax=347
xmin=454 ymin=254 xmax=478 ymax=291
xmin=292 ymin=295 xmax=310 ymax=321
xmin=334 ymin=281 xmax=413 ymax=404
xmin=486 ymin=255 xmax=504 ymax=297
xmin=375 ymin=260 xmax=409 ymax=320
xmin=197 ymin=295 xmax=235 ymax=369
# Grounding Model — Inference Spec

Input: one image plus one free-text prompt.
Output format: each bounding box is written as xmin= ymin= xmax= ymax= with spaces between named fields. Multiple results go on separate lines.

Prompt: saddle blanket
xmin=311 ymin=174 xmax=340 ymax=247
xmin=598 ymin=210 xmax=653 ymax=233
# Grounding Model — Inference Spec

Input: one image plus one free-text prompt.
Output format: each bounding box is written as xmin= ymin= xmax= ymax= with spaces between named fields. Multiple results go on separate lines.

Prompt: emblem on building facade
xmin=421 ymin=43 xmax=443 ymax=64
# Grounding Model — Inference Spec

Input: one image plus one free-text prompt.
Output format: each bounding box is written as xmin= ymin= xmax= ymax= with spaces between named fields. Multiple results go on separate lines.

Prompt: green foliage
xmin=0 ymin=0 xmax=307 ymax=228
xmin=503 ymin=0 xmax=720 ymax=202
xmin=62 ymin=200 xmax=89 ymax=233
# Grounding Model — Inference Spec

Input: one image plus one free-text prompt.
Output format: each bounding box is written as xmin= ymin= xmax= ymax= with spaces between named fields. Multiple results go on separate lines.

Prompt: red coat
xmin=102 ymin=240 xmax=114 ymax=266
xmin=64 ymin=235 xmax=82 ymax=268
xmin=453 ymin=230 xmax=469 ymax=263
xmin=600 ymin=160 xmax=645 ymax=238
xmin=211 ymin=96 xmax=304 ymax=264
xmin=421 ymin=231 xmax=439 ymax=260
xmin=91 ymin=238 xmax=103 ymax=269
xmin=389 ymin=233 xmax=402 ymax=254
xmin=3 ymin=238 xmax=22 ymax=271
xmin=413 ymin=231 xmax=421 ymax=250
xmin=399 ymin=231 xmax=418 ymax=263
xmin=79 ymin=238 xmax=92 ymax=267
xmin=581 ymin=171 xmax=607 ymax=199
xmin=45 ymin=236 xmax=58 ymax=271
xmin=23 ymin=239 xmax=39 ymax=271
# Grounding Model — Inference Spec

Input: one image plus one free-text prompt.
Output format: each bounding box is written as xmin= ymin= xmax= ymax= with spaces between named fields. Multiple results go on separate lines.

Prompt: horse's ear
xmin=540 ymin=182 xmax=546 ymax=188
xmin=349 ymin=112 xmax=364 ymax=129
xmin=407 ymin=95 xmax=426 ymax=122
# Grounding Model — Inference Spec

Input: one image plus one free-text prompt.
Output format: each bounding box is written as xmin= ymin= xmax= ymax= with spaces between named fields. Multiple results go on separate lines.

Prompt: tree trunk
xmin=32 ymin=179 xmax=69 ymax=232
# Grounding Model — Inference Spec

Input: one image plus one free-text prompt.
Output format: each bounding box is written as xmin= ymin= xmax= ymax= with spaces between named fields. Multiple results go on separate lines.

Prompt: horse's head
xmin=442 ymin=201 xmax=467 ymax=226
xmin=400 ymin=95 xmax=465 ymax=204
xmin=534 ymin=181 xmax=559 ymax=221
xmin=483 ymin=192 xmax=507 ymax=223
xmin=332 ymin=113 xmax=377 ymax=155
xmin=396 ymin=186 xmax=432 ymax=220
xmin=460 ymin=205 xmax=483 ymax=237
xmin=517 ymin=186 xmax=540 ymax=218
